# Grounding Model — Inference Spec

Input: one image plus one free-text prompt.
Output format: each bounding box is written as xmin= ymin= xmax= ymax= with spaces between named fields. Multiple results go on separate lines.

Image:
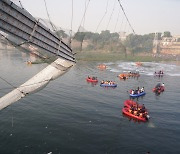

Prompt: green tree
xmin=55 ymin=30 xmax=68 ymax=38
xmin=74 ymin=32 xmax=86 ymax=51
xmin=125 ymin=33 xmax=155 ymax=54
xmin=163 ymin=31 xmax=172 ymax=37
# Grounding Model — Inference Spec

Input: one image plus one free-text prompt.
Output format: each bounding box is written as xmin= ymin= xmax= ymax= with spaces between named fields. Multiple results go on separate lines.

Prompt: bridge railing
xmin=0 ymin=0 xmax=75 ymax=62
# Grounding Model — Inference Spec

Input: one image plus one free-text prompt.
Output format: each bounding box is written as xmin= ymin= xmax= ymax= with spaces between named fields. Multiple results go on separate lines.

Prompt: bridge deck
xmin=0 ymin=0 xmax=75 ymax=62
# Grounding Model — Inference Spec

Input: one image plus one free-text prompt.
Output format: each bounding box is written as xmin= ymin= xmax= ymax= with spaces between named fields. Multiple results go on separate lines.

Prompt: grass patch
xmin=75 ymin=51 xmax=164 ymax=62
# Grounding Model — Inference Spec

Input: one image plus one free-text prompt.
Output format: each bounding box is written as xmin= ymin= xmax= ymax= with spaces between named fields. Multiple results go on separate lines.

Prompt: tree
xmin=124 ymin=33 xmax=154 ymax=54
xmin=55 ymin=30 xmax=68 ymax=38
xmin=74 ymin=32 xmax=86 ymax=51
xmin=163 ymin=31 xmax=172 ymax=37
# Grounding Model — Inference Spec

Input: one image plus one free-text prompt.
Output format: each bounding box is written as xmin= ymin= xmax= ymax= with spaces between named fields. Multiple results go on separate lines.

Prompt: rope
xmin=70 ymin=0 xmax=74 ymax=40
xmin=78 ymin=0 xmax=90 ymax=32
xmin=18 ymin=0 xmax=24 ymax=9
xmin=43 ymin=0 xmax=57 ymax=32
xmin=123 ymin=19 xmax=127 ymax=32
xmin=117 ymin=0 xmax=135 ymax=34
xmin=0 ymin=60 xmax=69 ymax=92
xmin=68 ymin=0 xmax=74 ymax=47
xmin=95 ymin=0 xmax=109 ymax=32
xmin=106 ymin=0 xmax=116 ymax=30
xmin=0 ymin=76 xmax=50 ymax=90
xmin=0 ymin=33 xmax=53 ymax=63
xmin=11 ymin=105 xmax=14 ymax=127
xmin=119 ymin=14 xmax=124 ymax=32
xmin=113 ymin=8 xmax=120 ymax=32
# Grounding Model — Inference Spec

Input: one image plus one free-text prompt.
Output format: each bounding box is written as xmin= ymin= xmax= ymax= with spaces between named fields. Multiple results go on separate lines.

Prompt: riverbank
xmin=75 ymin=51 xmax=179 ymax=62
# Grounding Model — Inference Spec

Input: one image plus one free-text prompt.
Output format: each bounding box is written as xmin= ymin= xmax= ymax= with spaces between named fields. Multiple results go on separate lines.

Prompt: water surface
xmin=0 ymin=49 xmax=180 ymax=154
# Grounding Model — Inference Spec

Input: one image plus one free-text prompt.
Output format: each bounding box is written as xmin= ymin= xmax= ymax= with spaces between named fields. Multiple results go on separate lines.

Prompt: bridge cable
xmin=123 ymin=19 xmax=127 ymax=32
xmin=95 ymin=0 xmax=109 ymax=33
xmin=82 ymin=0 xmax=88 ymax=28
xmin=106 ymin=0 xmax=116 ymax=30
xmin=69 ymin=0 xmax=74 ymax=46
xmin=0 ymin=33 xmax=53 ymax=62
xmin=78 ymin=0 xmax=90 ymax=32
xmin=117 ymin=0 xmax=135 ymax=34
xmin=0 ymin=76 xmax=26 ymax=95
xmin=43 ymin=0 xmax=57 ymax=32
xmin=0 ymin=75 xmax=50 ymax=95
xmin=119 ymin=15 xmax=124 ymax=32
xmin=18 ymin=0 xmax=24 ymax=9
xmin=113 ymin=8 xmax=121 ymax=32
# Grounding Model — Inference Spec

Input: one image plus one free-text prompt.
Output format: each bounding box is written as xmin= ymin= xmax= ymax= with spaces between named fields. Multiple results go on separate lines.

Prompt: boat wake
xmin=104 ymin=62 xmax=180 ymax=77
xmin=147 ymin=121 xmax=156 ymax=128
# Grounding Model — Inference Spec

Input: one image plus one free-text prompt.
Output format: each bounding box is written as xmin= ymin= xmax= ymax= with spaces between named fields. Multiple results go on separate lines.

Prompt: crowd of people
xmin=87 ymin=76 xmax=97 ymax=80
xmin=130 ymin=87 xmax=145 ymax=95
xmin=128 ymin=103 xmax=148 ymax=118
xmin=128 ymin=71 xmax=140 ymax=77
xmin=153 ymin=83 xmax=165 ymax=94
xmin=154 ymin=70 xmax=164 ymax=75
xmin=101 ymin=80 xmax=116 ymax=85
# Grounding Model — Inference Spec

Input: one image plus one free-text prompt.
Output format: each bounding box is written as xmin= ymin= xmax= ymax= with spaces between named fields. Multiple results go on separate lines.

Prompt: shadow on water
xmin=86 ymin=81 xmax=99 ymax=87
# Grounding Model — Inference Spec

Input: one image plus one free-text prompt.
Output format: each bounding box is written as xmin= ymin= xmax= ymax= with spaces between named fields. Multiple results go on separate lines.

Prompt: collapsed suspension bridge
xmin=0 ymin=0 xmax=135 ymax=110
xmin=0 ymin=0 xmax=75 ymax=110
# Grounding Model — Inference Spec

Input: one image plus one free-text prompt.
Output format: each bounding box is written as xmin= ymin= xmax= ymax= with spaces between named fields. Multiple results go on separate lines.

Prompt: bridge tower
xmin=153 ymin=32 xmax=161 ymax=54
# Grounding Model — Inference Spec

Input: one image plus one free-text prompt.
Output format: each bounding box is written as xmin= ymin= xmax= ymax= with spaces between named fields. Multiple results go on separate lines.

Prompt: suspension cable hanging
xmin=117 ymin=0 xmax=135 ymax=34
xmin=69 ymin=0 xmax=74 ymax=47
xmin=43 ymin=0 xmax=57 ymax=32
xmin=78 ymin=0 xmax=90 ymax=32
xmin=0 ymin=33 xmax=53 ymax=63
xmin=113 ymin=8 xmax=120 ymax=33
xmin=119 ymin=14 xmax=124 ymax=32
xmin=70 ymin=0 xmax=73 ymax=37
xmin=126 ymin=26 xmax=130 ymax=35
xmin=123 ymin=19 xmax=127 ymax=32
xmin=106 ymin=0 xmax=116 ymax=30
xmin=18 ymin=0 xmax=24 ymax=9
xmin=95 ymin=0 xmax=109 ymax=33
xmin=82 ymin=0 xmax=88 ymax=28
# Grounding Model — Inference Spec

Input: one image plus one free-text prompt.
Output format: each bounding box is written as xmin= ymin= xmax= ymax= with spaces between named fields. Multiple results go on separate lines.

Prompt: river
xmin=0 ymin=48 xmax=180 ymax=154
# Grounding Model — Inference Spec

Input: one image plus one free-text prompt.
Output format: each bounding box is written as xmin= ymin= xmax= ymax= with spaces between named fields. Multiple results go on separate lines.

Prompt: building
xmin=160 ymin=35 xmax=180 ymax=55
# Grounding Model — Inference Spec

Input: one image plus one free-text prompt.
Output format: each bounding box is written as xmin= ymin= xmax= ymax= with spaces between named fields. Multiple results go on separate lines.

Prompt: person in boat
xmin=88 ymin=76 xmax=90 ymax=79
xmin=155 ymin=83 xmax=161 ymax=88
xmin=162 ymin=83 xmax=165 ymax=87
xmin=136 ymin=102 xmax=139 ymax=110
xmin=135 ymin=87 xmax=140 ymax=94
xmin=130 ymin=106 xmax=135 ymax=112
xmin=140 ymin=104 xmax=146 ymax=113
xmin=101 ymin=80 xmax=104 ymax=84
xmin=139 ymin=112 xmax=143 ymax=118
xmin=142 ymin=104 xmax=145 ymax=110
xmin=93 ymin=76 xmax=97 ymax=80
xmin=131 ymin=90 xmax=135 ymax=95
xmin=136 ymin=110 xmax=140 ymax=116
xmin=141 ymin=87 xmax=144 ymax=93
